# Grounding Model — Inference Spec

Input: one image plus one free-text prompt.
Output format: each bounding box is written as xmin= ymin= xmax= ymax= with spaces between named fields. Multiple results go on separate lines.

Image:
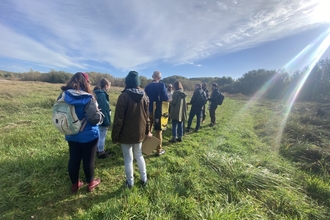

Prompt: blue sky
xmin=0 ymin=0 xmax=330 ymax=79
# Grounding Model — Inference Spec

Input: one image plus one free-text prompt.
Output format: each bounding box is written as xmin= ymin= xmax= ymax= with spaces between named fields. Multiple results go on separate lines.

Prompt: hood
xmin=93 ymin=89 xmax=105 ymax=95
xmin=64 ymin=89 xmax=92 ymax=106
xmin=175 ymin=89 xmax=187 ymax=99
xmin=126 ymin=88 xmax=144 ymax=103
xmin=94 ymin=89 xmax=109 ymax=98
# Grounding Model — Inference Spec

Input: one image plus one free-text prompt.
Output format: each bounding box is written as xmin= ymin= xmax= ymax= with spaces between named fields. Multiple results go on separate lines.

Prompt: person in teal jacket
xmin=60 ymin=72 xmax=104 ymax=193
xmin=94 ymin=78 xmax=112 ymax=159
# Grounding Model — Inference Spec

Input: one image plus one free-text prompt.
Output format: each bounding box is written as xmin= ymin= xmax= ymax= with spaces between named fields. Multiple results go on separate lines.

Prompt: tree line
xmin=1 ymin=58 xmax=329 ymax=102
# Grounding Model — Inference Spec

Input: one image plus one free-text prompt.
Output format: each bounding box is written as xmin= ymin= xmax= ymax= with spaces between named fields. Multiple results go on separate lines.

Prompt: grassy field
xmin=1 ymin=80 xmax=330 ymax=219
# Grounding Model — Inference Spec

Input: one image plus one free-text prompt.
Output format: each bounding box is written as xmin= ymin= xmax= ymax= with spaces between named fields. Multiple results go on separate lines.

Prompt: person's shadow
xmin=0 ymin=143 xmax=131 ymax=219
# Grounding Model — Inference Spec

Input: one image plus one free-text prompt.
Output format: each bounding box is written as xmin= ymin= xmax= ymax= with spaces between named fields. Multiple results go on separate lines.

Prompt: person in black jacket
xmin=186 ymin=83 xmax=204 ymax=132
xmin=208 ymin=83 xmax=220 ymax=127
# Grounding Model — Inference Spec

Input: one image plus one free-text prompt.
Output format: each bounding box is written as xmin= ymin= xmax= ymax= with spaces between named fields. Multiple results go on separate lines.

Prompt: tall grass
xmin=1 ymin=80 xmax=330 ymax=219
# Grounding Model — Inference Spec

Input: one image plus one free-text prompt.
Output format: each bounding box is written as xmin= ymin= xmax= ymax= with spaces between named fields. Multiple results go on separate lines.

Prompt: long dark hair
xmin=94 ymin=78 xmax=111 ymax=91
xmin=99 ymin=78 xmax=111 ymax=90
xmin=173 ymin=80 xmax=183 ymax=90
xmin=61 ymin=72 xmax=92 ymax=94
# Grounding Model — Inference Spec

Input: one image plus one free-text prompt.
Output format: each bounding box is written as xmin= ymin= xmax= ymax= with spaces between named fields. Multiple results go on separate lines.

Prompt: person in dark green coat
xmin=208 ymin=83 xmax=220 ymax=127
xmin=169 ymin=81 xmax=187 ymax=143
xmin=94 ymin=78 xmax=112 ymax=159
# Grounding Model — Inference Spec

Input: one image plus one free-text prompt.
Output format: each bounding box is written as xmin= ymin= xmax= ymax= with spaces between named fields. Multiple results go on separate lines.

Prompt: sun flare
xmin=313 ymin=0 xmax=330 ymax=23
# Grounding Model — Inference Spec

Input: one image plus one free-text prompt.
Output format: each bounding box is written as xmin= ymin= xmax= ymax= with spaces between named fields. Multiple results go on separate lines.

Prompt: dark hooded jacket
xmin=189 ymin=87 xmax=204 ymax=110
xmin=111 ymin=88 xmax=150 ymax=144
xmin=209 ymin=89 xmax=220 ymax=109
xmin=170 ymin=89 xmax=187 ymax=122
xmin=94 ymin=88 xmax=111 ymax=127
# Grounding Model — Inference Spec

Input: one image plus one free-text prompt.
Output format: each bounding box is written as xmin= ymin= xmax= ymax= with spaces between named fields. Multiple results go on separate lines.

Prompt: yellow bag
xmin=153 ymin=101 xmax=169 ymax=130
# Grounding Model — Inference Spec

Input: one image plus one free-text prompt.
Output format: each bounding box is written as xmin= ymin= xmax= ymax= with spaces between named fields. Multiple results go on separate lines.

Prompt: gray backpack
xmin=52 ymin=92 xmax=86 ymax=135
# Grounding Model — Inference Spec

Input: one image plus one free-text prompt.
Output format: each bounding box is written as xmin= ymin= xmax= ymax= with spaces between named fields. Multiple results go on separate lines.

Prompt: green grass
xmin=1 ymin=80 xmax=330 ymax=219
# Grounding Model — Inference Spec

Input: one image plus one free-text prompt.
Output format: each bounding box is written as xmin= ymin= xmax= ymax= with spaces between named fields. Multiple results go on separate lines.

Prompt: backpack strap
xmin=58 ymin=92 xmax=65 ymax=102
xmin=79 ymin=118 xmax=87 ymax=132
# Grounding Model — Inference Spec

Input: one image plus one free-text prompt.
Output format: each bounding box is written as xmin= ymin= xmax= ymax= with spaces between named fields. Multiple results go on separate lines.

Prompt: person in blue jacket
xmin=94 ymin=78 xmax=112 ymax=159
xmin=144 ymin=71 xmax=169 ymax=156
xmin=60 ymin=72 xmax=104 ymax=193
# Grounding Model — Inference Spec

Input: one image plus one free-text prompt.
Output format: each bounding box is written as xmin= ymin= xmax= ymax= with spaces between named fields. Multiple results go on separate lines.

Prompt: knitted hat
xmin=125 ymin=71 xmax=141 ymax=88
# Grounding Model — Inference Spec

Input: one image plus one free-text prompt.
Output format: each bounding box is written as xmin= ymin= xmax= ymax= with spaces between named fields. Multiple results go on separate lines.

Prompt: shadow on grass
xmin=0 ymin=146 xmax=127 ymax=219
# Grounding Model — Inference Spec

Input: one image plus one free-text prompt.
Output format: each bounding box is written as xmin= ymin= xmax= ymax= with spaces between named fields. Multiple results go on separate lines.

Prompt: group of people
xmin=59 ymin=71 xmax=222 ymax=193
xmin=166 ymin=81 xmax=221 ymax=142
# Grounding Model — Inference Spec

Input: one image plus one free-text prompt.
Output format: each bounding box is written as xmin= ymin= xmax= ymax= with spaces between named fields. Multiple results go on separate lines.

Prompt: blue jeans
xmin=187 ymin=108 xmax=201 ymax=131
xmin=121 ymin=143 xmax=147 ymax=186
xmin=97 ymin=126 xmax=108 ymax=152
xmin=172 ymin=120 xmax=183 ymax=139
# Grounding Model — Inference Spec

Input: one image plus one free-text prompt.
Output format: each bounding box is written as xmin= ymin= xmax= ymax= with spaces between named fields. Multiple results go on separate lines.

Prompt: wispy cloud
xmin=0 ymin=0 xmax=327 ymax=72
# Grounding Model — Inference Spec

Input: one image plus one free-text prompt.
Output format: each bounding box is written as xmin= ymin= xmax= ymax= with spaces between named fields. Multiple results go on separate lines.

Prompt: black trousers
xmin=202 ymin=105 xmax=206 ymax=121
xmin=187 ymin=107 xmax=202 ymax=130
xmin=209 ymin=107 xmax=217 ymax=124
xmin=68 ymin=138 xmax=98 ymax=184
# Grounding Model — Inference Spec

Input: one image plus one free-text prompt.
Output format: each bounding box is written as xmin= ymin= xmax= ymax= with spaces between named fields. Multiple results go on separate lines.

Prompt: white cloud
xmin=0 ymin=0 xmax=327 ymax=72
xmin=184 ymin=61 xmax=203 ymax=67
xmin=0 ymin=24 xmax=86 ymax=69
xmin=216 ymin=1 xmax=229 ymax=10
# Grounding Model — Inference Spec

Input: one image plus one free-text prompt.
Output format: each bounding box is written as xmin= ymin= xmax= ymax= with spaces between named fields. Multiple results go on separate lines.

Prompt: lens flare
xmin=235 ymin=26 xmax=330 ymax=150
xmin=312 ymin=0 xmax=330 ymax=23
xmin=276 ymin=26 xmax=330 ymax=148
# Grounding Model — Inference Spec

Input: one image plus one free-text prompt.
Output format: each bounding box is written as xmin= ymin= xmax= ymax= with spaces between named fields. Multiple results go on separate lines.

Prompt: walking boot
xmin=71 ymin=180 xmax=84 ymax=194
xmin=169 ymin=138 xmax=176 ymax=143
xmin=87 ymin=178 xmax=101 ymax=192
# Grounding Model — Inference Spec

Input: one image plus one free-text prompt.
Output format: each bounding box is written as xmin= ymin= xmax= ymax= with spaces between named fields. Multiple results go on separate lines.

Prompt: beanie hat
xmin=125 ymin=71 xmax=141 ymax=88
